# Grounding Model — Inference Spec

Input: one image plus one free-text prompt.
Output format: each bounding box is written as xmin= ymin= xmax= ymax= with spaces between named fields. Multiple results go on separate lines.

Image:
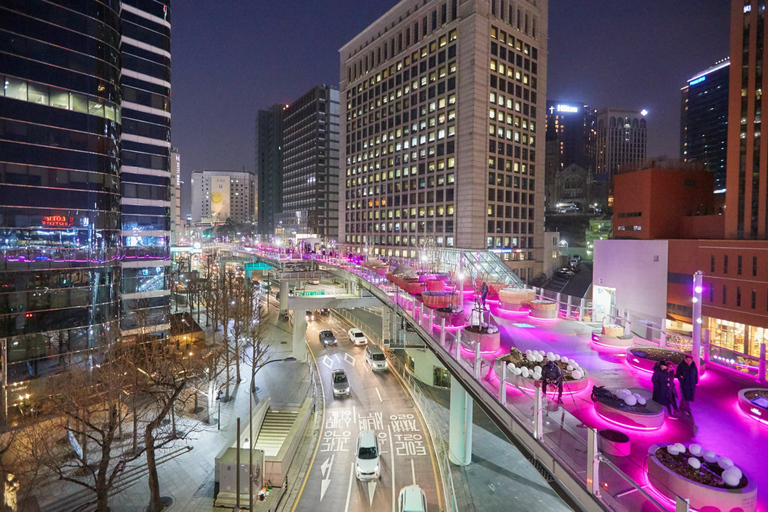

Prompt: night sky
xmin=172 ymin=0 xmax=731 ymax=215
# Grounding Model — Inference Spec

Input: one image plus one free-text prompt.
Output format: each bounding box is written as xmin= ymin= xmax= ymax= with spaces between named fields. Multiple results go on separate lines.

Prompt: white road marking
xmin=368 ymin=481 xmax=377 ymax=507
xmin=344 ymin=462 xmax=354 ymax=512
xmin=389 ymin=424 xmax=396 ymax=511
xmin=321 ymin=355 xmax=334 ymax=369
xmin=375 ymin=387 xmax=383 ymax=403
xmin=344 ymin=352 xmax=356 ymax=366
xmin=334 ymin=353 xmax=341 ymax=363
xmin=320 ymin=454 xmax=335 ymax=501
xmin=411 ymin=458 xmax=416 ymax=486
xmin=353 ymin=406 xmax=357 ymax=424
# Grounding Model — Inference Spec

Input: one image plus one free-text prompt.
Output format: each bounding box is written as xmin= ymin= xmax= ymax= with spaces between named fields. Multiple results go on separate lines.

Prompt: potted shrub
xmin=422 ymin=290 xmax=453 ymax=309
xmin=494 ymin=347 xmax=589 ymax=393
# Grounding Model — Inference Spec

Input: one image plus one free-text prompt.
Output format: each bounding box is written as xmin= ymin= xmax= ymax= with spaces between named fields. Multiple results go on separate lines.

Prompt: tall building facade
xmin=190 ymin=170 xmax=257 ymax=224
xmin=170 ymin=148 xmax=182 ymax=244
xmin=595 ymin=108 xmax=647 ymax=179
xmin=255 ymin=105 xmax=284 ymax=236
xmin=544 ymin=101 xmax=596 ymax=209
xmin=279 ymin=85 xmax=341 ymax=240
xmin=340 ymin=0 xmax=548 ymax=281
xmin=119 ymin=0 xmax=172 ymax=338
xmin=680 ymin=59 xmax=730 ymax=196
xmin=726 ymin=0 xmax=767 ymax=239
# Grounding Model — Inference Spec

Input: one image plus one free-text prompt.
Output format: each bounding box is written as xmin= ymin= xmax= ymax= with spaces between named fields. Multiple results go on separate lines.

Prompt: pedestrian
xmin=480 ymin=281 xmax=489 ymax=310
xmin=541 ymin=360 xmax=564 ymax=404
xmin=652 ymin=360 xmax=678 ymax=419
xmin=675 ymin=354 xmax=698 ymax=415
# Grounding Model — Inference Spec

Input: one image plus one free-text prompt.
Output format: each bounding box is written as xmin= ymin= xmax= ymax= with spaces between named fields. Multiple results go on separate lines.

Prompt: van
xmin=365 ymin=345 xmax=388 ymax=371
xmin=355 ymin=430 xmax=380 ymax=481
xmin=398 ymin=485 xmax=428 ymax=512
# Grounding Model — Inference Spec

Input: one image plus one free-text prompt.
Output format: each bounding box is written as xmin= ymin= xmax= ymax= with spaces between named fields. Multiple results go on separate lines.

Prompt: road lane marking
xmin=388 ymin=424 xmax=396 ymax=512
xmin=344 ymin=352 xmax=356 ymax=366
xmin=411 ymin=458 xmax=416 ymax=486
xmin=375 ymin=387 xmax=383 ymax=403
xmin=320 ymin=454 xmax=335 ymax=501
xmin=344 ymin=462 xmax=354 ymax=512
xmin=321 ymin=355 xmax=333 ymax=369
xmin=334 ymin=353 xmax=341 ymax=363
xmin=368 ymin=481 xmax=377 ymax=507
xmin=353 ymin=406 xmax=357 ymax=424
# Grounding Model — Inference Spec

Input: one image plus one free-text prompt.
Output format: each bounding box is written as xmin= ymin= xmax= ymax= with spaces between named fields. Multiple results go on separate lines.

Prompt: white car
xmin=308 ymin=278 xmax=320 ymax=285
xmin=348 ymin=328 xmax=368 ymax=346
xmin=398 ymin=485 xmax=428 ymax=512
xmin=355 ymin=430 xmax=380 ymax=481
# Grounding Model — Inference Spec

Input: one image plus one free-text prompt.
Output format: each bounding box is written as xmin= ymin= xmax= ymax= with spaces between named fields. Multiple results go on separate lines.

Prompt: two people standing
xmin=651 ymin=355 xmax=699 ymax=421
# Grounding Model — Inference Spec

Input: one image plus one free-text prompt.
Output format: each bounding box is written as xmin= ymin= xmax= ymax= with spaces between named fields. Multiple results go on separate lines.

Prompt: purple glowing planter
xmin=422 ymin=290 xmax=453 ymax=309
xmin=593 ymin=388 xmax=665 ymax=431
xmin=738 ymin=388 xmax=768 ymax=426
xmin=462 ymin=325 xmax=501 ymax=353
xmin=425 ymin=279 xmax=446 ymax=291
xmin=646 ymin=444 xmax=757 ymax=512
xmin=626 ymin=347 xmax=707 ymax=375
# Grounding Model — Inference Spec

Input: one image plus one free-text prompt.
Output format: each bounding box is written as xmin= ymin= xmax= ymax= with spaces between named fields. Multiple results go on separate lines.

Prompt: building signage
xmin=688 ymin=76 xmax=706 ymax=86
xmin=42 ymin=215 xmax=74 ymax=227
xmin=210 ymin=176 xmax=231 ymax=221
xmin=300 ymin=291 xmax=325 ymax=296
xmin=556 ymin=104 xmax=579 ymax=113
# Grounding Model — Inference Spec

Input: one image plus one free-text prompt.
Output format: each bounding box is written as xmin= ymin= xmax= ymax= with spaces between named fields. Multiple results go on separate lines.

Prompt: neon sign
xmin=556 ymin=104 xmax=579 ymax=113
xmin=42 ymin=215 xmax=74 ymax=227
xmin=689 ymin=76 xmax=706 ymax=86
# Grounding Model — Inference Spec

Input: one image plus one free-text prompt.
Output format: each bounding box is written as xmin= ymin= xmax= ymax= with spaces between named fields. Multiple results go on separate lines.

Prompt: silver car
xmin=332 ymin=369 xmax=350 ymax=398
xmin=319 ymin=329 xmax=337 ymax=346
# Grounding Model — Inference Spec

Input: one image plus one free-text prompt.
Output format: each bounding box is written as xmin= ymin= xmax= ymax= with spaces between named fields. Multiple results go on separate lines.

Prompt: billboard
xmin=210 ymin=176 xmax=230 ymax=220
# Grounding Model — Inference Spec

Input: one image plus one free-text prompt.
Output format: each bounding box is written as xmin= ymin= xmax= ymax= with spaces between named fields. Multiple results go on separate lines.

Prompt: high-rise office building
xmin=170 ymin=148 xmax=182 ymax=244
xmin=680 ymin=59 xmax=730 ymax=197
xmin=255 ymin=105 xmax=284 ymax=236
xmin=190 ymin=170 xmax=257 ymax=224
xmin=544 ymin=101 xmax=596 ymax=209
xmin=726 ymin=0 xmax=767 ymax=239
xmin=119 ymin=0 xmax=172 ymax=339
xmin=279 ymin=85 xmax=341 ymax=240
xmin=595 ymin=108 xmax=648 ymax=178
xmin=340 ymin=0 xmax=548 ymax=281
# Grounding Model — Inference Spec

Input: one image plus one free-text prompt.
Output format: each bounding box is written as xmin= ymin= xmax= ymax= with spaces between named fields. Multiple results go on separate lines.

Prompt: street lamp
xmin=216 ymin=389 xmax=223 ymax=430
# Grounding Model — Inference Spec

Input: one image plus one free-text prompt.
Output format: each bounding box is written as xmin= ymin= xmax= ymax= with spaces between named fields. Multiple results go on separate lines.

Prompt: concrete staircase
xmin=254 ymin=409 xmax=299 ymax=457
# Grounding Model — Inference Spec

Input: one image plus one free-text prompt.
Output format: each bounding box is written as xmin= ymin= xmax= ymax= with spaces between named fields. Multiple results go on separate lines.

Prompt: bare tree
xmin=189 ymin=343 xmax=230 ymax=424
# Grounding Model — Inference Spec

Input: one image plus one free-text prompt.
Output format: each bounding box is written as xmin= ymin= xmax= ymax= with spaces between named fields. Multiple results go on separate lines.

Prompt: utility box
xmin=218 ymin=448 xmax=264 ymax=498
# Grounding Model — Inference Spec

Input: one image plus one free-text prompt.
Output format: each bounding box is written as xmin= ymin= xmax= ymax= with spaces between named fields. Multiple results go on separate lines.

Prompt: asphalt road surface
xmin=293 ymin=313 xmax=442 ymax=512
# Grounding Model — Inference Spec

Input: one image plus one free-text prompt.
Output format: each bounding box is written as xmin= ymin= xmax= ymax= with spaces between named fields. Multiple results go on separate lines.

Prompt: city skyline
xmin=172 ymin=0 xmax=729 ymax=216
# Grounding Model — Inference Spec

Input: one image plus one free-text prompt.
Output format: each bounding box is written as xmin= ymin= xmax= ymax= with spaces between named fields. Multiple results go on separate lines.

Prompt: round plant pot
xmin=602 ymin=324 xmax=624 ymax=337
xmin=498 ymin=288 xmax=536 ymax=311
xmin=486 ymin=282 xmax=506 ymax=297
xmin=462 ymin=326 xmax=501 ymax=353
xmin=738 ymin=388 xmax=768 ymax=425
xmin=422 ymin=292 xmax=453 ymax=309
xmin=529 ymin=300 xmax=557 ymax=319
xmin=626 ymin=347 xmax=707 ymax=375
xmin=594 ymin=387 xmax=665 ymax=430
xmin=435 ymin=308 xmax=465 ymax=327
xmin=598 ymin=429 xmax=631 ymax=457
xmin=425 ymin=279 xmax=445 ymax=292
xmin=591 ymin=331 xmax=634 ymax=353
xmin=385 ymin=273 xmax=397 ymax=283
xmin=494 ymin=357 xmax=590 ymax=394
xmin=402 ymin=279 xmax=426 ymax=295
xmin=647 ymin=444 xmax=757 ymax=512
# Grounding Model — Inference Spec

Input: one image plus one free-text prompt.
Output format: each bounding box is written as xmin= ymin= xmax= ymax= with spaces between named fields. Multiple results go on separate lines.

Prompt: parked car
xmin=355 ymin=430 xmax=380 ymax=481
xmin=398 ymin=485 xmax=428 ymax=512
xmin=348 ymin=328 xmax=368 ymax=346
xmin=365 ymin=345 xmax=388 ymax=371
xmin=331 ymin=369 xmax=350 ymax=398
xmin=319 ymin=330 xmax=337 ymax=346
xmin=556 ymin=267 xmax=575 ymax=278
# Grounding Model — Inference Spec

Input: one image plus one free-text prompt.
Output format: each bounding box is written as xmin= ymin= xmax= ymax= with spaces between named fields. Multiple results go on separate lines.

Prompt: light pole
xmin=216 ymin=389 xmax=223 ymax=430
xmin=248 ymin=356 xmax=297 ymax=510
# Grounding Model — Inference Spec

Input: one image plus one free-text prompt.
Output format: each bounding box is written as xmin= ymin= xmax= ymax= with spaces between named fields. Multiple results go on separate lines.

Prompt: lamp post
xmin=248 ymin=356 xmax=297 ymax=510
xmin=216 ymin=389 xmax=223 ymax=430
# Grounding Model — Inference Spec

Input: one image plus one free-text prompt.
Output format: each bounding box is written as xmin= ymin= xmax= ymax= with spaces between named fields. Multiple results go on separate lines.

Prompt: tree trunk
xmin=235 ymin=337 xmax=241 ymax=382
xmin=144 ymin=428 xmax=164 ymax=512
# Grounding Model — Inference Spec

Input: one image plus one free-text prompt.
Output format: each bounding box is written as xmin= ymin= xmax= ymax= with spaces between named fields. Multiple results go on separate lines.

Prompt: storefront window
xmin=707 ymin=318 xmax=763 ymax=374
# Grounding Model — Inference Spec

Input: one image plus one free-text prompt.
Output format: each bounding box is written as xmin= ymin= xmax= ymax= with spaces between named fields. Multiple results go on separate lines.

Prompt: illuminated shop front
xmin=706 ymin=318 xmax=765 ymax=375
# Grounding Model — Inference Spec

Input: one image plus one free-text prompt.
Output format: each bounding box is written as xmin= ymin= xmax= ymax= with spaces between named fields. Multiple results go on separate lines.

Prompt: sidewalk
xmin=34 ymin=310 xmax=317 ymax=512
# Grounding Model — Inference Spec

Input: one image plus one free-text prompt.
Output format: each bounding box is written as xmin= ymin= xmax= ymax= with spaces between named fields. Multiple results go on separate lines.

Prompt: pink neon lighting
xmin=594 ymin=408 xmax=664 ymax=432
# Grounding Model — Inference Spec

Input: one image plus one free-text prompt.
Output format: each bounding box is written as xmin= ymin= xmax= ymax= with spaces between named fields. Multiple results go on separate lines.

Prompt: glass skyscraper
xmin=0 ymin=0 xmax=171 ymax=397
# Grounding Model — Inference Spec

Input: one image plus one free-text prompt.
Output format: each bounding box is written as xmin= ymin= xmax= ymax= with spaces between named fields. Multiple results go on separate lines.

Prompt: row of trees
xmin=1 ymin=251 xmax=273 ymax=512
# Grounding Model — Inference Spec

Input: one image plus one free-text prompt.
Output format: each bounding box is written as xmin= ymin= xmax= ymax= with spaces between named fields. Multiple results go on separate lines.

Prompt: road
xmin=293 ymin=313 xmax=442 ymax=512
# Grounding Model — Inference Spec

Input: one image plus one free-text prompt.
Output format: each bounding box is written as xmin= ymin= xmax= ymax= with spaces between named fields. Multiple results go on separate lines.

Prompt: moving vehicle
xmin=319 ymin=330 xmax=337 ymax=346
xmin=331 ymin=369 xmax=350 ymax=398
xmin=348 ymin=328 xmax=368 ymax=346
xmin=365 ymin=345 xmax=388 ymax=371
xmin=556 ymin=267 xmax=575 ymax=278
xmin=306 ymin=311 xmax=315 ymax=322
xmin=308 ymin=278 xmax=320 ymax=285
xmin=355 ymin=430 xmax=380 ymax=481
xmin=398 ymin=485 xmax=428 ymax=512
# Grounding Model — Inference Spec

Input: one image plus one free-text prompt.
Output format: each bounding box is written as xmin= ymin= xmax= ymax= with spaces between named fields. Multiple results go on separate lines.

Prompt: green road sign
xmin=300 ymin=291 xmax=325 ymax=297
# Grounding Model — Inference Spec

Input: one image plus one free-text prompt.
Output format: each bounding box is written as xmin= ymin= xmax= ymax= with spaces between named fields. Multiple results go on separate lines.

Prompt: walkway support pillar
xmin=449 ymin=381 xmax=473 ymax=466
xmin=279 ymin=280 xmax=288 ymax=315
xmin=692 ymin=270 xmax=703 ymax=369
xmin=292 ymin=310 xmax=307 ymax=361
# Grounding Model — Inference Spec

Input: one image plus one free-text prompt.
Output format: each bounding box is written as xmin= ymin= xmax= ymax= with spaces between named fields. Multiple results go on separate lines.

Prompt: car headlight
xmin=373 ymin=465 xmax=379 ymax=473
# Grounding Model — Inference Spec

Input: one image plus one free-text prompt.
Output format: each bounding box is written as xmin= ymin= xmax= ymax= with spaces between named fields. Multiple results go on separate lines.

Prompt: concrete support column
xmin=692 ymin=271 xmax=703 ymax=369
xmin=292 ymin=310 xmax=307 ymax=361
xmin=279 ymin=280 xmax=288 ymax=315
xmin=382 ymin=307 xmax=392 ymax=346
xmin=449 ymin=381 xmax=473 ymax=466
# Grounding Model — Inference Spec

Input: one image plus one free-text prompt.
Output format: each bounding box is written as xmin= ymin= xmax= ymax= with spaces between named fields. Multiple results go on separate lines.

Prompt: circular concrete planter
xmin=594 ymin=387 xmax=664 ymax=430
xmin=434 ymin=308 xmax=465 ymax=327
xmin=529 ymin=300 xmax=557 ymax=319
xmin=647 ymin=444 xmax=757 ymax=512
xmin=421 ymin=291 xmax=453 ymax=309
xmin=487 ymin=282 xmax=507 ymax=297
xmin=462 ymin=326 xmax=501 ymax=353
xmin=425 ymin=279 xmax=446 ymax=291
xmin=494 ymin=357 xmax=589 ymax=394
xmin=402 ymin=279 xmax=425 ymax=295
xmin=602 ymin=324 xmax=624 ymax=337
xmin=498 ymin=288 xmax=536 ymax=311
xmin=591 ymin=330 xmax=634 ymax=353
xmin=598 ymin=429 xmax=631 ymax=457
xmin=738 ymin=388 xmax=768 ymax=425
xmin=626 ymin=347 xmax=707 ymax=375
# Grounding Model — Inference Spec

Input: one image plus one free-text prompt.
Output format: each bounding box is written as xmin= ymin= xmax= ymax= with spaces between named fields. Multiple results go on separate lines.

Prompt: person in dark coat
xmin=675 ymin=354 xmax=698 ymax=415
xmin=652 ymin=360 xmax=678 ymax=419
xmin=541 ymin=360 xmax=564 ymax=403
xmin=480 ymin=282 xmax=489 ymax=309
